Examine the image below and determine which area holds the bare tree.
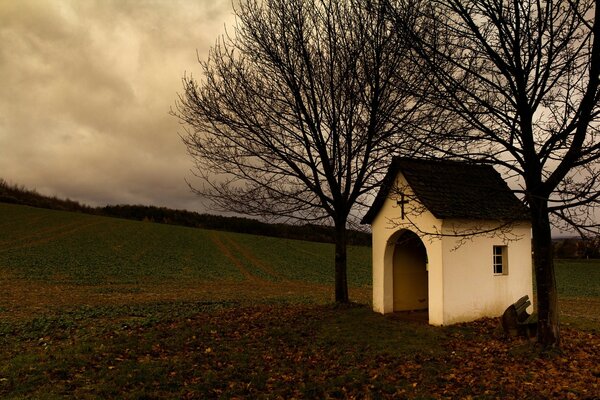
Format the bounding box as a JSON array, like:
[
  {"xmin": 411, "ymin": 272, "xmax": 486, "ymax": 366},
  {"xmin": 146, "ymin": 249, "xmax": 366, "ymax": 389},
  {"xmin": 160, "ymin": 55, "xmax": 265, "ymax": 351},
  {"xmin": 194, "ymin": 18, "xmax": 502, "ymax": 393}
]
[
  {"xmin": 392, "ymin": 0, "xmax": 600, "ymax": 346},
  {"xmin": 173, "ymin": 0, "xmax": 426, "ymax": 302}
]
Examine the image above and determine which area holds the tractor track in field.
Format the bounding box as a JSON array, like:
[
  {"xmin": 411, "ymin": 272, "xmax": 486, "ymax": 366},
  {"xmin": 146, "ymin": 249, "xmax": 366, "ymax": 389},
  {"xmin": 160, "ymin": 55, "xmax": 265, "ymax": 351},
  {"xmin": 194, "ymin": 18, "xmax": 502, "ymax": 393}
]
[
  {"xmin": 0, "ymin": 214, "xmax": 44, "ymax": 231},
  {"xmin": 0, "ymin": 220, "xmax": 103, "ymax": 252},
  {"xmin": 208, "ymin": 231, "xmax": 325, "ymax": 287},
  {"xmin": 208, "ymin": 231, "xmax": 263, "ymax": 282},
  {"xmin": 204, "ymin": 231, "xmax": 345, "ymax": 301},
  {"xmin": 218, "ymin": 234, "xmax": 291, "ymax": 282}
]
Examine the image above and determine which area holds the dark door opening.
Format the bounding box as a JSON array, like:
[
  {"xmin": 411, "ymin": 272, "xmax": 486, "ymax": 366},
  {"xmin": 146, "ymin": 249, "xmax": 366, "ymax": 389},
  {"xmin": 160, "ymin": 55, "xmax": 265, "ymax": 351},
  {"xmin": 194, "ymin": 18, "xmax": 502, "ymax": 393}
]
[{"xmin": 392, "ymin": 230, "xmax": 428, "ymax": 312}]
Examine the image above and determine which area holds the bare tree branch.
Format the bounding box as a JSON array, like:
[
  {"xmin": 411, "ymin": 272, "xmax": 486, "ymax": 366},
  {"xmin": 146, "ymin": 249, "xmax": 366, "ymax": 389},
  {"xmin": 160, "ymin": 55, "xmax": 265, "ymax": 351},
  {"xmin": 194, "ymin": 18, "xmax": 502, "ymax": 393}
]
[{"xmin": 173, "ymin": 0, "xmax": 427, "ymax": 302}]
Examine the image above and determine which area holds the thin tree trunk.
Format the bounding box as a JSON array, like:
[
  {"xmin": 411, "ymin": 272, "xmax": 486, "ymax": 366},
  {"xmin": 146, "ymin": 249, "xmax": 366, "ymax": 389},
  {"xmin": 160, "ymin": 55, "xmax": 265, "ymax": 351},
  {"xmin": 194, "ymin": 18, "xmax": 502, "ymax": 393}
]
[
  {"xmin": 334, "ymin": 221, "xmax": 349, "ymax": 303},
  {"xmin": 530, "ymin": 198, "xmax": 560, "ymax": 347}
]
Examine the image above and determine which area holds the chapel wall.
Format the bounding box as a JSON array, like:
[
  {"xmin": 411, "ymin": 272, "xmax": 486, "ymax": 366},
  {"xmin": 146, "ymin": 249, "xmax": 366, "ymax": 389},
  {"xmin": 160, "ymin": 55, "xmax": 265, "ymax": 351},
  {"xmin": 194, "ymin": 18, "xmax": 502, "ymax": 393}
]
[{"xmin": 440, "ymin": 220, "xmax": 533, "ymax": 325}]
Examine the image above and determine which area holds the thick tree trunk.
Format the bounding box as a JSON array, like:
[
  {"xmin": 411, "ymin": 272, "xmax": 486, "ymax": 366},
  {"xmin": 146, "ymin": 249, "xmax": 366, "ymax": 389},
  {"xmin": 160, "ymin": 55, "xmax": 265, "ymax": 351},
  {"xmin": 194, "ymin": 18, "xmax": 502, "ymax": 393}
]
[
  {"xmin": 334, "ymin": 221, "xmax": 349, "ymax": 303},
  {"xmin": 530, "ymin": 199, "xmax": 560, "ymax": 347}
]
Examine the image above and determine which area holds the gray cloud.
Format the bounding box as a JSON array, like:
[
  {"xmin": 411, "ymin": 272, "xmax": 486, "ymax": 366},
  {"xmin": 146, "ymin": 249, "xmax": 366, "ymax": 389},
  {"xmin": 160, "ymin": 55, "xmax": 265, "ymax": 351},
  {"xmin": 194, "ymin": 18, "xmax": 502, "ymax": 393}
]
[{"xmin": 0, "ymin": 0, "xmax": 233, "ymax": 211}]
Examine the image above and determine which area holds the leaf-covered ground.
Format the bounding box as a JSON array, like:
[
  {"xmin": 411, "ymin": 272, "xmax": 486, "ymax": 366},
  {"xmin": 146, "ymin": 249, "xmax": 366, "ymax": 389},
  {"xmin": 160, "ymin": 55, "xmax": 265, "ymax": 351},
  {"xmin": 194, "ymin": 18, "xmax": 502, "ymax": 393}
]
[{"xmin": 1, "ymin": 303, "xmax": 598, "ymax": 399}]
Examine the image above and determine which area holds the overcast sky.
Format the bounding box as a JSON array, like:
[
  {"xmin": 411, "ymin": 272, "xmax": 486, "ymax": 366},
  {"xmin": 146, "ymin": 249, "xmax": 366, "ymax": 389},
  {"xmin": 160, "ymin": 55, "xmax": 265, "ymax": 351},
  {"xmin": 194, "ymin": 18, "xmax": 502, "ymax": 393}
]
[{"xmin": 0, "ymin": 0, "xmax": 234, "ymax": 212}]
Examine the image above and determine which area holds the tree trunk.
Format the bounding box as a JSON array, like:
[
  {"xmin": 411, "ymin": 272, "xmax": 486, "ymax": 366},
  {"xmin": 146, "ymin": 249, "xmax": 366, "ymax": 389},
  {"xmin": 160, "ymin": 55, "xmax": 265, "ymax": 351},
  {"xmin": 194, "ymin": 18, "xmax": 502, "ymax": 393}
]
[
  {"xmin": 334, "ymin": 221, "xmax": 349, "ymax": 303},
  {"xmin": 530, "ymin": 198, "xmax": 560, "ymax": 347}
]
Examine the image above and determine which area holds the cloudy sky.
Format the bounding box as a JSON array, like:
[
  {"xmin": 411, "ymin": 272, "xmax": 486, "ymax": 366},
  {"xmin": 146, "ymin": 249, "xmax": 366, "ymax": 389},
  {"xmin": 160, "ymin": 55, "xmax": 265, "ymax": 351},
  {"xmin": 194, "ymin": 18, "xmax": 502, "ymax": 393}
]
[{"xmin": 0, "ymin": 0, "xmax": 235, "ymax": 212}]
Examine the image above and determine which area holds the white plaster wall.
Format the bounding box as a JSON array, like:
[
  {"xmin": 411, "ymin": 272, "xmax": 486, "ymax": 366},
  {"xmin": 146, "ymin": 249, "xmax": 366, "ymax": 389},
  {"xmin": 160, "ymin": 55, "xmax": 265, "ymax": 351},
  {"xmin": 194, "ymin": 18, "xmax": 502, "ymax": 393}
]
[
  {"xmin": 370, "ymin": 173, "xmax": 444, "ymax": 325},
  {"xmin": 440, "ymin": 220, "xmax": 533, "ymax": 324}
]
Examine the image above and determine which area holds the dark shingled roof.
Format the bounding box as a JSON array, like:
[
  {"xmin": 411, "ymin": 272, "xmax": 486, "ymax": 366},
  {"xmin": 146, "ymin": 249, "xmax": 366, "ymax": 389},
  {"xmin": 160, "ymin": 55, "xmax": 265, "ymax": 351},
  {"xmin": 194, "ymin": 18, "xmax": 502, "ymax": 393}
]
[{"xmin": 361, "ymin": 158, "xmax": 529, "ymax": 224}]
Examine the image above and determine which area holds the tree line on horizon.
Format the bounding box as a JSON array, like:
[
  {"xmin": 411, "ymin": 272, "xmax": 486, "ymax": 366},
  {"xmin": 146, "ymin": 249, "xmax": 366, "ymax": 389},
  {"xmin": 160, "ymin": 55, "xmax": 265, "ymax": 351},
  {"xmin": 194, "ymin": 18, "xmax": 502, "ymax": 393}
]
[{"xmin": 0, "ymin": 178, "xmax": 371, "ymax": 246}]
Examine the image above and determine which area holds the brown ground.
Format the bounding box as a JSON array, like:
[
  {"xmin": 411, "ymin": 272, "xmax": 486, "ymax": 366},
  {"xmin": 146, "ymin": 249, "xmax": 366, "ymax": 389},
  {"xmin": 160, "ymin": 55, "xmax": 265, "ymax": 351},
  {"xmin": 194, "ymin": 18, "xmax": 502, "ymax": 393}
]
[
  {"xmin": 0, "ymin": 271, "xmax": 371, "ymax": 322},
  {"xmin": 2, "ymin": 267, "xmax": 598, "ymax": 328}
]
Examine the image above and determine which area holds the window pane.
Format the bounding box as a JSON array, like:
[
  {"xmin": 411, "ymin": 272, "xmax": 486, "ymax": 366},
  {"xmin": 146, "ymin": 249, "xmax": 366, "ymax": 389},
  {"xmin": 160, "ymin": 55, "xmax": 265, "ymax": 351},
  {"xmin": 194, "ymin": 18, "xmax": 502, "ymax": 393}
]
[{"xmin": 493, "ymin": 245, "xmax": 507, "ymax": 275}]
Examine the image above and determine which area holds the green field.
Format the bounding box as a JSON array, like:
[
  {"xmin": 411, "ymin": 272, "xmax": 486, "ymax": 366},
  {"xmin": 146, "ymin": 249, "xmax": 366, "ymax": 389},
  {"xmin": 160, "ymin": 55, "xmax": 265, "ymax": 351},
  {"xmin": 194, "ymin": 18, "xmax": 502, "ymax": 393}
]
[
  {"xmin": 0, "ymin": 203, "xmax": 598, "ymax": 399},
  {"xmin": 0, "ymin": 203, "xmax": 371, "ymax": 287},
  {"xmin": 555, "ymin": 259, "xmax": 600, "ymax": 297},
  {"xmin": 2, "ymin": 202, "xmax": 597, "ymax": 295}
]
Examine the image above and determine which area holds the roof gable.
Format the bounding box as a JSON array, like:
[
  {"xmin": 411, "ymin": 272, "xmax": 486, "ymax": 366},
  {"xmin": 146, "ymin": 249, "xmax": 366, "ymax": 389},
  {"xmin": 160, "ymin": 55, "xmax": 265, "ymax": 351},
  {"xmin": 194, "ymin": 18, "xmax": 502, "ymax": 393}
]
[{"xmin": 361, "ymin": 158, "xmax": 529, "ymax": 224}]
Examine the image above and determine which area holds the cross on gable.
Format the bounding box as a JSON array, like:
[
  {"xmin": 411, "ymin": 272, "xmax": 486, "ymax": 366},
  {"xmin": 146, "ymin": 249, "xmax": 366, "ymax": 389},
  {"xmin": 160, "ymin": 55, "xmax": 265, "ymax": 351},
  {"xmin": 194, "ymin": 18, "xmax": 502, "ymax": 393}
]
[{"xmin": 397, "ymin": 192, "xmax": 409, "ymax": 220}]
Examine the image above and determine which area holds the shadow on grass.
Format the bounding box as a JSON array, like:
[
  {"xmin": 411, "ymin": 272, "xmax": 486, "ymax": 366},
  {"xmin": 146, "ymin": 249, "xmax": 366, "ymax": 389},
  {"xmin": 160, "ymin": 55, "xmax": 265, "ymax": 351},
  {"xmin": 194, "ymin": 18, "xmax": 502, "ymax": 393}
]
[{"xmin": 316, "ymin": 303, "xmax": 445, "ymax": 358}]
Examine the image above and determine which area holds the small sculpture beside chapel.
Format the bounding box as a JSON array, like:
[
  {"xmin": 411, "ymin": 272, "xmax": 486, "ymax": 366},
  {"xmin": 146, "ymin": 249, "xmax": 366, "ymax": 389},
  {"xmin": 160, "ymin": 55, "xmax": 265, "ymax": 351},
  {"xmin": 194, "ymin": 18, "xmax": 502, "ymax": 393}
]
[{"xmin": 362, "ymin": 158, "xmax": 533, "ymax": 325}]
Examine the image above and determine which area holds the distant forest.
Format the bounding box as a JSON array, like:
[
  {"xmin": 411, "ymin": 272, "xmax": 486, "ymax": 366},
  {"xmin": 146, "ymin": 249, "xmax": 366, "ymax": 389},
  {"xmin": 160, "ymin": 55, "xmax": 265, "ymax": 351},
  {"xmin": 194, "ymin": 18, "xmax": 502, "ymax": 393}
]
[
  {"xmin": 552, "ymin": 237, "xmax": 600, "ymax": 260},
  {"xmin": 0, "ymin": 179, "xmax": 371, "ymax": 246}
]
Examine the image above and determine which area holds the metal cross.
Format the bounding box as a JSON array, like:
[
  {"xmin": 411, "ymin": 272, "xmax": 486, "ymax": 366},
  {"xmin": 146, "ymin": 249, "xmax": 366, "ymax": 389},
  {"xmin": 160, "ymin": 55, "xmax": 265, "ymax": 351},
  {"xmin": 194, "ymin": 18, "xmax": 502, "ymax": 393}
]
[{"xmin": 397, "ymin": 192, "xmax": 409, "ymax": 220}]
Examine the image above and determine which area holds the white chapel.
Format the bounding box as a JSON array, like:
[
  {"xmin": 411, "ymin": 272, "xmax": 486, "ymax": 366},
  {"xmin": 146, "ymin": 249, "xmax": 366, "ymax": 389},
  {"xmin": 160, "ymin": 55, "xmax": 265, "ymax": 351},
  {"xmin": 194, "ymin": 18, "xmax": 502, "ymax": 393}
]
[{"xmin": 362, "ymin": 158, "xmax": 533, "ymax": 325}]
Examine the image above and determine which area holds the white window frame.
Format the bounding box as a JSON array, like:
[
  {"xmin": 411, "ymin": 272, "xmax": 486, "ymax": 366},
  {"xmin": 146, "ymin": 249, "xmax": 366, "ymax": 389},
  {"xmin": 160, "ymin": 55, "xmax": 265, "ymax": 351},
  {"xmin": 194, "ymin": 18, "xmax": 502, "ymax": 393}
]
[{"xmin": 493, "ymin": 245, "xmax": 508, "ymax": 275}]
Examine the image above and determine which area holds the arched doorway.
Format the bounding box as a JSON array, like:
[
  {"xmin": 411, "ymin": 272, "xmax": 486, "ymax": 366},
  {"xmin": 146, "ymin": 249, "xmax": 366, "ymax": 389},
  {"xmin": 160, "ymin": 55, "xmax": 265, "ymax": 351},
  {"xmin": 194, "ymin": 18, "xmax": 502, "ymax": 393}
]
[{"xmin": 393, "ymin": 230, "xmax": 428, "ymax": 312}]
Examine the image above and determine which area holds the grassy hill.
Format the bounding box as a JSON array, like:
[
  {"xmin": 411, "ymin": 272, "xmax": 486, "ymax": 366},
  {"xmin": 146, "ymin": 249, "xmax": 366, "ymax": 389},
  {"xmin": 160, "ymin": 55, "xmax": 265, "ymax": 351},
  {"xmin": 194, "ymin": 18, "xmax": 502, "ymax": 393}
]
[
  {"xmin": 0, "ymin": 202, "xmax": 371, "ymax": 288},
  {"xmin": 0, "ymin": 178, "xmax": 372, "ymax": 246},
  {"xmin": 3, "ymin": 202, "xmax": 600, "ymax": 300}
]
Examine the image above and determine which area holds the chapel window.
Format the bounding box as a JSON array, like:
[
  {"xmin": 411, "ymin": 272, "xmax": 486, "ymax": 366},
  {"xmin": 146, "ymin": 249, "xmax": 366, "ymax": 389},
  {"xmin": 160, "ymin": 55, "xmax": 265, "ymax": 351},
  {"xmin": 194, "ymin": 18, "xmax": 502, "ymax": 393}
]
[{"xmin": 493, "ymin": 245, "xmax": 508, "ymax": 275}]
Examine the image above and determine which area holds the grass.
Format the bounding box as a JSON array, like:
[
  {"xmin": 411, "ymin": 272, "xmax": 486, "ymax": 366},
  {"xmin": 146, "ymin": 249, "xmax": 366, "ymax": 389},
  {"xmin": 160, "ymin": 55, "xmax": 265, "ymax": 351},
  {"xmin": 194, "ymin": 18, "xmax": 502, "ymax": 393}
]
[
  {"xmin": 1, "ymin": 203, "xmax": 599, "ymax": 398},
  {"xmin": 555, "ymin": 259, "xmax": 600, "ymax": 297},
  {"xmin": 0, "ymin": 204, "xmax": 241, "ymax": 284},
  {"xmin": 0, "ymin": 203, "xmax": 371, "ymax": 287}
]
